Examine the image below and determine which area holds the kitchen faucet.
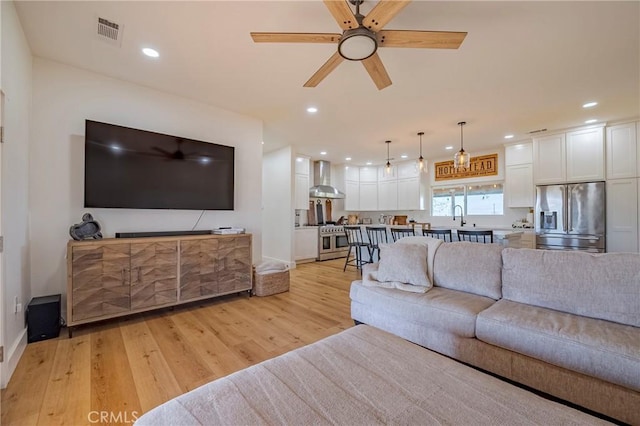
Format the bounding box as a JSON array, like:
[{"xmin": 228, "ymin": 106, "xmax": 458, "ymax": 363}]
[{"xmin": 453, "ymin": 205, "xmax": 466, "ymax": 227}]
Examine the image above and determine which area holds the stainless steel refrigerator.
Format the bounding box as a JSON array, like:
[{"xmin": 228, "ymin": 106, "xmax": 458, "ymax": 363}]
[{"xmin": 535, "ymin": 182, "xmax": 606, "ymax": 252}]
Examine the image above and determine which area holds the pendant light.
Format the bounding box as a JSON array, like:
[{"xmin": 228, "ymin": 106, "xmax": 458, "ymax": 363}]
[
  {"xmin": 384, "ymin": 140, "xmax": 392, "ymax": 176},
  {"xmin": 454, "ymin": 121, "xmax": 471, "ymax": 170},
  {"xmin": 416, "ymin": 131, "xmax": 428, "ymax": 174}
]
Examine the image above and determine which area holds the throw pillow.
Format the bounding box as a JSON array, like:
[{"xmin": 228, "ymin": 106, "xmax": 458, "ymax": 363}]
[{"xmin": 376, "ymin": 243, "xmax": 431, "ymax": 289}]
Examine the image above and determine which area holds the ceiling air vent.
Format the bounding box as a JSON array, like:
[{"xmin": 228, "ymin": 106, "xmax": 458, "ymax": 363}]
[
  {"xmin": 96, "ymin": 17, "xmax": 124, "ymax": 46},
  {"xmin": 528, "ymin": 128, "xmax": 548, "ymax": 134}
]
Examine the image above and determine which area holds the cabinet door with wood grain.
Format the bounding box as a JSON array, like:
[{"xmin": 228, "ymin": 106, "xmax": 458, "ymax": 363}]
[
  {"xmin": 130, "ymin": 241, "xmax": 178, "ymax": 309},
  {"xmin": 217, "ymin": 236, "xmax": 252, "ymax": 294},
  {"xmin": 70, "ymin": 243, "xmax": 131, "ymax": 322},
  {"xmin": 179, "ymin": 238, "xmax": 219, "ymax": 301}
]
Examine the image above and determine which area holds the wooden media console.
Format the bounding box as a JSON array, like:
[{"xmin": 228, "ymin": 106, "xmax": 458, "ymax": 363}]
[{"xmin": 66, "ymin": 233, "xmax": 252, "ymax": 336}]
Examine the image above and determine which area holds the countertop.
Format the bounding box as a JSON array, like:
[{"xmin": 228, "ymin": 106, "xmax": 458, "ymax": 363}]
[{"xmin": 349, "ymin": 224, "xmax": 524, "ymax": 239}]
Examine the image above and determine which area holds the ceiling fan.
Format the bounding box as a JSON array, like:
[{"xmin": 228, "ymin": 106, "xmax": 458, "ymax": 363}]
[
  {"xmin": 152, "ymin": 138, "xmax": 211, "ymax": 162},
  {"xmin": 250, "ymin": 0, "xmax": 467, "ymax": 90}
]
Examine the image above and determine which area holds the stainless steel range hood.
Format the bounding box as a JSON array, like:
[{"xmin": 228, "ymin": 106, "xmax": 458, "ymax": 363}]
[{"xmin": 309, "ymin": 160, "xmax": 345, "ymax": 199}]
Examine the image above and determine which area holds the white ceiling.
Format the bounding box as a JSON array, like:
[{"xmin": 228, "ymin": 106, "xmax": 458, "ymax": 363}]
[{"xmin": 14, "ymin": 1, "xmax": 640, "ymax": 166}]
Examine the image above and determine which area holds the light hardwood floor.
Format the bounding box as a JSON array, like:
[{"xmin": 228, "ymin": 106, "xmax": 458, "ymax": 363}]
[{"xmin": 1, "ymin": 259, "xmax": 359, "ymax": 425}]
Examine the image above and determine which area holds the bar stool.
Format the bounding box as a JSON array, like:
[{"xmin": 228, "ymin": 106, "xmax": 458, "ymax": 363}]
[
  {"xmin": 366, "ymin": 226, "xmax": 388, "ymax": 262},
  {"xmin": 343, "ymin": 226, "xmax": 370, "ymax": 272},
  {"xmin": 457, "ymin": 229, "xmax": 494, "ymax": 243},
  {"xmin": 423, "ymin": 229, "xmax": 454, "ymax": 242},
  {"xmin": 390, "ymin": 227, "xmax": 415, "ymax": 242}
]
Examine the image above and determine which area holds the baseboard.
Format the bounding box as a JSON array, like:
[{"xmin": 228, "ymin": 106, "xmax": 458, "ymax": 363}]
[
  {"xmin": 260, "ymin": 256, "xmax": 296, "ymax": 270},
  {"xmin": 1, "ymin": 327, "xmax": 28, "ymax": 389}
]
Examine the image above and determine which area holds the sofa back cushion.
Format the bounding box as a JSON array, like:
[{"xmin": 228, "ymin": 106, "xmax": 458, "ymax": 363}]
[
  {"xmin": 501, "ymin": 248, "xmax": 640, "ymax": 327},
  {"xmin": 433, "ymin": 242, "xmax": 503, "ymax": 300}
]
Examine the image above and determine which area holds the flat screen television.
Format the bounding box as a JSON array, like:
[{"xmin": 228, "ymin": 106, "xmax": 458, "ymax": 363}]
[{"xmin": 84, "ymin": 120, "xmax": 234, "ymax": 210}]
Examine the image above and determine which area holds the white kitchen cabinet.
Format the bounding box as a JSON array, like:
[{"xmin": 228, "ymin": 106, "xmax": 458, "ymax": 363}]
[
  {"xmin": 398, "ymin": 178, "xmax": 420, "ymax": 210},
  {"xmin": 294, "ymin": 174, "xmax": 310, "ymax": 210},
  {"xmin": 359, "ymin": 182, "xmax": 378, "ymax": 211},
  {"xmin": 505, "ymin": 163, "xmax": 534, "ymax": 207},
  {"xmin": 294, "ymin": 156, "xmax": 311, "ymax": 210},
  {"xmin": 342, "ymin": 161, "xmax": 424, "ymax": 211},
  {"xmin": 533, "ymin": 133, "xmax": 566, "ymax": 184},
  {"xmin": 378, "ymin": 180, "xmax": 398, "ymax": 210},
  {"xmin": 566, "ymin": 127, "xmax": 604, "ymax": 182},
  {"xmin": 343, "ymin": 165, "xmax": 360, "ymax": 211},
  {"xmin": 295, "ymin": 156, "xmax": 310, "ymax": 175},
  {"xmin": 606, "ymin": 178, "xmax": 638, "ymax": 253},
  {"xmin": 505, "ymin": 142, "xmax": 533, "ymax": 166},
  {"xmin": 294, "ymin": 228, "xmax": 319, "ymax": 262},
  {"xmin": 378, "ymin": 164, "xmax": 397, "ymax": 181},
  {"xmin": 345, "ymin": 180, "xmax": 360, "ymax": 211},
  {"xmin": 359, "ymin": 166, "xmax": 378, "ymax": 183},
  {"xmin": 606, "ymin": 122, "xmax": 637, "ymax": 179},
  {"xmin": 533, "ymin": 126, "xmax": 604, "ymax": 184},
  {"xmin": 397, "ymin": 161, "xmax": 419, "ymax": 179},
  {"xmin": 345, "ymin": 165, "xmax": 360, "ymax": 181}
]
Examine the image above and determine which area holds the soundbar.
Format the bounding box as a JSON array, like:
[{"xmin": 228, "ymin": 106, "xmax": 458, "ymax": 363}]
[{"xmin": 115, "ymin": 230, "xmax": 213, "ymax": 238}]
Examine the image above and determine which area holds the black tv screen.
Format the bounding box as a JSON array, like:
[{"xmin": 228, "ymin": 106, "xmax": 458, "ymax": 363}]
[{"xmin": 84, "ymin": 120, "xmax": 234, "ymax": 210}]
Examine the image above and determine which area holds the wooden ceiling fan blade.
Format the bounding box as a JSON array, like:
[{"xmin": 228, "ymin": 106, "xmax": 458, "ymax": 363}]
[
  {"xmin": 378, "ymin": 30, "xmax": 467, "ymax": 49},
  {"xmin": 251, "ymin": 32, "xmax": 341, "ymax": 43},
  {"xmin": 363, "ymin": 0, "xmax": 411, "ymax": 31},
  {"xmin": 362, "ymin": 53, "xmax": 392, "ymax": 90},
  {"xmin": 323, "ymin": 0, "xmax": 358, "ymax": 30},
  {"xmin": 304, "ymin": 52, "xmax": 345, "ymax": 88}
]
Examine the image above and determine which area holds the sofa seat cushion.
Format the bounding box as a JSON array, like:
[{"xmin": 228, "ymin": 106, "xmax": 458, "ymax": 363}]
[
  {"xmin": 476, "ymin": 299, "xmax": 640, "ymax": 391},
  {"xmin": 350, "ymin": 280, "xmax": 495, "ymax": 338}
]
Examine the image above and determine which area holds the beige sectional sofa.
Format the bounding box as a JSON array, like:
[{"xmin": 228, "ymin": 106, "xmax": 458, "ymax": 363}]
[{"xmin": 350, "ymin": 237, "xmax": 640, "ymax": 425}]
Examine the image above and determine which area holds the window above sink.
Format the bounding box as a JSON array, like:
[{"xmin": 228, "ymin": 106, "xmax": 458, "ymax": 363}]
[{"xmin": 432, "ymin": 182, "xmax": 504, "ymax": 216}]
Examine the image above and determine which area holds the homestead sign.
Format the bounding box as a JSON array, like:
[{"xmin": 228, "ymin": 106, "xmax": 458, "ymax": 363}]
[{"xmin": 435, "ymin": 154, "xmax": 498, "ymax": 181}]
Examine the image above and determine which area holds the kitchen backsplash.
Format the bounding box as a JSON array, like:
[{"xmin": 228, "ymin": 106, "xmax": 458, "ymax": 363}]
[{"xmin": 331, "ymin": 207, "xmax": 532, "ymax": 229}]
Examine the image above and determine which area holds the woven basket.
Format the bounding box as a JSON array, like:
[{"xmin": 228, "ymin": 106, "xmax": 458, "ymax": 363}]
[{"xmin": 253, "ymin": 269, "xmax": 290, "ymax": 297}]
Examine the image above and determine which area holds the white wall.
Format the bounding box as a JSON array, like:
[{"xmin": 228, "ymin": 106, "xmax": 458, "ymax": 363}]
[
  {"xmin": 29, "ymin": 58, "xmax": 263, "ymax": 317},
  {"xmin": 262, "ymin": 146, "xmax": 294, "ymax": 265},
  {"xmin": 1, "ymin": 0, "xmax": 32, "ymax": 388}
]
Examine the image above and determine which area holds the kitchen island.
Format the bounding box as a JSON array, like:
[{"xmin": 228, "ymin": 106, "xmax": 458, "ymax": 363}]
[{"xmin": 347, "ymin": 225, "xmax": 524, "ymax": 264}]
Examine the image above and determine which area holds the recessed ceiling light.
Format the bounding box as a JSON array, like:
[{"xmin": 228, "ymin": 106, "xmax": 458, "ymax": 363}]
[
  {"xmin": 296, "ymin": 157, "xmax": 303, "ymax": 162},
  {"xmin": 320, "ymin": 151, "xmax": 327, "ymax": 155},
  {"xmin": 345, "ymin": 157, "xmax": 352, "ymax": 161},
  {"xmin": 306, "ymin": 106, "xmax": 318, "ymax": 113},
  {"xmin": 585, "ymin": 119, "xmax": 598, "ymax": 124},
  {"xmin": 401, "ymin": 154, "xmax": 408, "ymax": 159},
  {"xmin": 366, "ymin": 161, "xmax": 372, "ymax": 165},
  {"xmin": 504, "ymin": 134, "xmax": 514, "ymax": 139},
  {"xmin": 445, "ymin": 146, "xmax": 454, "ymax": 150},
  {"xmin": 142, "ymin": 47, "xmax": 159, "ymax": 58},
  {"xmin": 582, "ymin": 101, "xmax": 598, "ymax": 108}
]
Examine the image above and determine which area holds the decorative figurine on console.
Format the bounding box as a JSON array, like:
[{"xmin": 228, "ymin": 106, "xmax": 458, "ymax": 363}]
[{"xmin": 69, "ymin": 213, "xmax": 103, "ymax": 240}]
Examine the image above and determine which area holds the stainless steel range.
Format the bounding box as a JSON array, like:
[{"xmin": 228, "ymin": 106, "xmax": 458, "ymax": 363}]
[{"xmin": 317, "ymin": 225, "xmax": 349, "ymax": 261}]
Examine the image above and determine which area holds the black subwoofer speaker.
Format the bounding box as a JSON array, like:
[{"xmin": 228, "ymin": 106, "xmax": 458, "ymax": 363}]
[{"xmin": 27, "ymin": 294, "xmax": 61, "ymax": 343}]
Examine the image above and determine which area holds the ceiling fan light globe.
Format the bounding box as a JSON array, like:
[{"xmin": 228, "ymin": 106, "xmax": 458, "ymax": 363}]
[{"xmin": 338, "ymin": 28, "xmax": 377, "ymax": 61}]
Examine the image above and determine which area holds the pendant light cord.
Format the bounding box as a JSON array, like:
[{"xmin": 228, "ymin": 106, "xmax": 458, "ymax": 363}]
[{"xmin": 458, "ymin": 121, "xmax": 466, "ymax": 151}]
